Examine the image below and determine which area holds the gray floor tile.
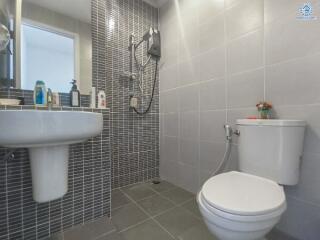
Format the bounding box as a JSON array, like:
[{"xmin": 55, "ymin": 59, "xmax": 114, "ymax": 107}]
[
  {"xmin": 122, "ymin": 183, "xmax": 157, "ymax": 201},
  {"xmin": 181, "ymin": 198, "xmax": 201, "ymax": 218},
  {"xmin": 111, "ymin": 203, "xmax": 149, "ymax": 231},
  {"xmin": 112, "ymin": 189, "xmax": 131, "ymax": 209},
  {"xmin": 148, "ymin": 181, "xmax": 176, "ymax": 193},
  {"xmin": 137, "ymin": 195, "xmax": 175, "ymax": 217},
  {"xmin": 97, "ymin": 232, "xmax": 124, "ymax": 240},
  {"xmin": 45, "ymin": 233, "xmax": 63, "ymax": 240},
  {"xmin": 63, "ymin": 216, "xmax": 115, "ymax": 240},
  {"xmin": 121, "ymin": 220, "xmax": 174, "ymax": 240},
  {"xmin": 177, "ymin": 222, "xmax": 217, "ymax": 240},
  {"xmin": 161, "ymin": 188, "xmax": 194, "ymax": 205},
  {"xmin": 267, "ymin": 229, "xmax": 298, "ymax": 240},
  {"xmin": 154, "ymin": 207, "xmax": 201, "ymax": 237}
]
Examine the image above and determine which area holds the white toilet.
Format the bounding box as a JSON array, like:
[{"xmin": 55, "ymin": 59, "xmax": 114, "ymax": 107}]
[{"xmin": 197, "ymin": 119, "xmax": 306, "ymax": 240}]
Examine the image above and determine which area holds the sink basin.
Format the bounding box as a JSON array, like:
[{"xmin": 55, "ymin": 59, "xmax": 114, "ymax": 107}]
[
  {"xmin": 0, "ymin": 110, "xmax": 103, "ymax": 202},
  {"xmin": 0, "ymin": 110, "xmax": 103, "ymax": 147}
]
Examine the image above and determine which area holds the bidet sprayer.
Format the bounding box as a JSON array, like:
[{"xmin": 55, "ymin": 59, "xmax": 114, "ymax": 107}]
[{"xmin": 224, "ymin": 125, "xmax": 240, "ymax": 141}]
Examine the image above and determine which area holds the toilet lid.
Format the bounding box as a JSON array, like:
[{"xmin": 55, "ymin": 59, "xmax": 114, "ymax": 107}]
[{"xmin": 201, "ymin": 171, "xmax": 286, "ymax": 216}]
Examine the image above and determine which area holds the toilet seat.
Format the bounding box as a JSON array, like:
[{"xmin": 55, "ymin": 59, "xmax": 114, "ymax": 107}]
[
  {"xmin": 199, "ymin": 192, "xmax": 286, "ymax": 223},
  {"xmin": 201, "ymin": 171, "xmax": 286, "ymax": 216}
]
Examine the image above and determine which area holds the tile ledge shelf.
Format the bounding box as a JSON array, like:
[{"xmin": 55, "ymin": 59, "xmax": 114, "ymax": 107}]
[{"xmin": 0, "ymin": 105, "xmax": 110, "ymax": 111}]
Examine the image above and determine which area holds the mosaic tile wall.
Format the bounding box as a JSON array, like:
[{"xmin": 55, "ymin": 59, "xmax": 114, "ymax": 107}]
[
  {"xmin": 0, "ymin": 105, "xmax": 111, "ymax": 240},
  {"xmin": 0, "ymin": 0, "xmax": 160, "ymax": 238},
  {"xmin": 92, "ymin": 0, "xmax": 160, "ymax": 189}
]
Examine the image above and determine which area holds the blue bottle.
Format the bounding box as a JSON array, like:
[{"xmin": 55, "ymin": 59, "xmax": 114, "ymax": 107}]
[{"xmin": 33, "ymin": 80, "xmax": 47, "ymax": 105}]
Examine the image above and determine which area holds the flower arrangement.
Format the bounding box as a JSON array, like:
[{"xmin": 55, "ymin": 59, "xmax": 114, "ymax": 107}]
[{"xmin": 256, "ymin": 102, "xmax": 272, "ymax": 119}]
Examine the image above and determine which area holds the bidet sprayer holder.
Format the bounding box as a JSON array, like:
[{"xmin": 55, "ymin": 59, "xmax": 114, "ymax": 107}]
[{"xmin": 224, "ymin": 125, "xmax": 240, "ymax": 141}]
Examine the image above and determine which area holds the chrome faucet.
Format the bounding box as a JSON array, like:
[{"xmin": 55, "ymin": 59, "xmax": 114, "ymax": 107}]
[{"xmin": 47, "ymin": 88, "xmax": 53, "ymax": 110}]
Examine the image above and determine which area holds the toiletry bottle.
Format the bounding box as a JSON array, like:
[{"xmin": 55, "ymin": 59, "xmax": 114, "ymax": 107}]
[
  {"xmin": 90, "ymin": 87, "xmax": 96, "ymax": 108},
  {"xmin": 97, "ymin": 90, "xmax": 106, "ymax": 109},
  {"xmin": 70, "ymin": 79, "xmax": 80, "ymax": 107},
  {"xmin": 53, "ymin": 92, "xmax": 60, "ymax": 106},
  {"xmin": 33, "ymin": 80, "xmax": 47, "ymax": 106}
]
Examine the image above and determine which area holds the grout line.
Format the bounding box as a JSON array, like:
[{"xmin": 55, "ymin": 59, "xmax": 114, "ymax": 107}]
[
  {"xmin": 262, "ymin": 0, "xmax": 266, "ymax": 102},
  {"xmin": 113, "ymin": 182, "xmax": 200, "ymax": 238},
  {"xmin": 118, "ymin": 188, "xmax": 176, "ymax": 239}
]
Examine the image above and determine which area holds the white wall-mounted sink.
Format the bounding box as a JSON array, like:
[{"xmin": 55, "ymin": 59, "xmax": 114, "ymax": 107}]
[{"xmin": 0, "ymin": 110, "xmax": 103, "ymax": 203}]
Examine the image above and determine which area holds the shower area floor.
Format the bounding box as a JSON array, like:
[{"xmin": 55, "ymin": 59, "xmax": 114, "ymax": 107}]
[{"xmin": 47, "ymin": 181, "xmax": 295, "ymax": 240}]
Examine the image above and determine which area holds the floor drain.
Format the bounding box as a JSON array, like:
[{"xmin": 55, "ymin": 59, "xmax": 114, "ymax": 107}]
[{"xmin": 152, "ymin": 180, "xmax": 161, "ymax": 184}]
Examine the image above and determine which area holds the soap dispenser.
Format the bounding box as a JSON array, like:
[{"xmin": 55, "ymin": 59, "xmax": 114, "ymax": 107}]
[{"xmin": 70, "ymin": 79, "xmax": 80, "ymax": 107}]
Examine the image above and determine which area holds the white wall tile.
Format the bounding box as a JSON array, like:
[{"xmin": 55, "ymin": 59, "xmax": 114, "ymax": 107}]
[
  {"xmin": 263, "ymin": 0, "xmax": 318, "ymax": 24},
  {"xmin": 266, "ymin": 53, "xmax": 320, "ymax": 106},
  {"xmin": 178, "ymin": 58, "xmax": 199, "ymax": 86},
  {"xmin": 161, "ymin": 89, "xmax": 179, "ymax": 113},
  {"xmin": 160, "ymin": 135, "xmax": 179, "ymax": 183},
  {"xmin": 178, "ymin": 0, "xmax": 199, "ymax": 27},
  {"xmin": 161, "ymin": 21, "xmax": 181, "ymax": 49},
  {"xmin": 199, "ymin": 169, "xmax": 212, "ymax": 188},
  {"xmin": 161, "ymin": 40, "xmax": 179, "ymax": 69},
  {"xmin": 197, "ymin": 0, "xmax": 225, "ymax": 23},
  {"xmin": 200, "ymin": 79, "xmax": 226, "ymax": 111},
  {"xmin": 178, "ymin": 85, "xmax": 199, "ymax": 112},
  {"xmin": 180, "ymin": 138, "xmax": 199, "ymax": 167},
  {"xmin": 196, "ymin": 46, "xmax": 226, "ymax": 82},
  {"xmin": 163, "ymin": 113, "xmax": 179, "ymax": 137},
  {"xmin": 179, "ymin": 33, "xmax": 200, "ymax": 61},
  {"xmin": 161, "ymin": 136, "xmax": 179, "ymax": 163},
  {"xmin": 200, "ymin": 110, "xmax": 226, "ymax": 142},
  {"xmin": 180, "ymin": 111, "xmax": 199, "ymax": 140},
  {"xmin": 160, "ymin": 2, "xmax": 320, "ymax": 239},
  {"xmin": 227, "ymin": 29, "xmax": 263, "ymax": 74},
  {"xmin": 226, "ymin": 0, "xmax": 263, "ymax": 40},
  {"xmin": 198, "ymin": 15, "xmax": 225, "ymax": 53},
  {"xmin": 160, "ymin": 65, "xmax": 179, "ymax": 91},
  {"xmin": 159, "ymin": 0, "xmax": 176, "ymax": 26},
  {"xmin": 199, "ymin": 141, "xmax": 226, "ymax": 172},
  {"xmin": 225, "ymin": 0, "xmax": 246, "ymax": 9},
  {"xmin": 265, "ymin": 15, "xmax": 320, "ymax": 65},
  {"xmin": 160, "ymin": 159, "xmax": 179, "ymax": 184},
  {"xmin": 227, "ymin": 68, "xmax": 264, "ymax": 108},
  {"xmin": 177, "ymin": 162, "xmax": 199, "ymax": 193}
]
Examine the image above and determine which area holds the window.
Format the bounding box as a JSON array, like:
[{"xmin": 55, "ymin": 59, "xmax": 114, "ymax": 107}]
[{"xmin": 21, "ymin": 23, "xmax": 75, "ymax": 92}]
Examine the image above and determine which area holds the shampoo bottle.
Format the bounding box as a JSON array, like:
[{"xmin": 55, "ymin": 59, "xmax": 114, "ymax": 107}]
[
  {"xmin": 70, "ymin": 79, "xmax": 80, "ymax": 107},
  {"xmin": 33, "ymin": 80, "xmax": 47, "ymax": 106}
]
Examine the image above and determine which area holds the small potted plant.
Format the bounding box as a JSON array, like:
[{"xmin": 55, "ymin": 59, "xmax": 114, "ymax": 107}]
[{"xmin": 256, "ymin": 102, "xmax": 272, "ymax": 119}]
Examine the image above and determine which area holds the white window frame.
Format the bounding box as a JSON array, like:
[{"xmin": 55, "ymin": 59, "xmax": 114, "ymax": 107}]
[{"xmin": 18, "ymin": 17, "xmax": 80, "ymax": 91}]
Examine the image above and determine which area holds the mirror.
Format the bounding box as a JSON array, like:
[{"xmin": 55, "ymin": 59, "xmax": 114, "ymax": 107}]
[
  {"xmin": 0, "ymin": 23, "xmax": 10, "ymax": 51},
  {"xmin": 1, "ymin": 0, "xmax": 92, "ymax": 94},
  {"xmin": 0, "ymin": 0, "xmax": 12, "ymax": 88}
]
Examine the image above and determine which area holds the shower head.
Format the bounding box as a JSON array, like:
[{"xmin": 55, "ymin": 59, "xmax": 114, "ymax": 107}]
[{"xmin": 135, "ymin": 27, "xmax": 161, "ymax": 59}]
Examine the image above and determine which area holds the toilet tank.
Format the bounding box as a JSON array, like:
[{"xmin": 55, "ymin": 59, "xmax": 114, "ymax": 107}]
[{"xmin": 236, "ymin": 119, "xmax": 306, "ymax": 185}]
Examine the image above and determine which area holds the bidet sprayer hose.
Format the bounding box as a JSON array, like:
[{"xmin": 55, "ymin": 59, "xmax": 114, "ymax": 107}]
[{"xmin": 208, "ymin": 125, "xmax": 234, "ymax": 177}]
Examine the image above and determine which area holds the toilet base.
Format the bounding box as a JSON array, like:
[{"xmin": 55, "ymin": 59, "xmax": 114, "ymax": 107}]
[
  {"xmin": 197, "ymin": 191, "xmax": 284, "ymax": 240},
  {"xmin": 203, "ymin": 218, "xmax": 274, "ymax": 240}
]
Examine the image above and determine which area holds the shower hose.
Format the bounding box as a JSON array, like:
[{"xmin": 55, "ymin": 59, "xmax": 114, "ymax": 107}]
[{"xmin": 132, "ymin": 39, "xmax": 159, "ymax": 115}]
